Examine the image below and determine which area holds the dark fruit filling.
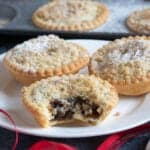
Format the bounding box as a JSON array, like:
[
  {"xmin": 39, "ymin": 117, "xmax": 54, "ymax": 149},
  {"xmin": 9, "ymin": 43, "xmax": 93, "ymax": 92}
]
[{"xmin": 50, "ymin": 96, "xmax": 101, "ymax": 120}]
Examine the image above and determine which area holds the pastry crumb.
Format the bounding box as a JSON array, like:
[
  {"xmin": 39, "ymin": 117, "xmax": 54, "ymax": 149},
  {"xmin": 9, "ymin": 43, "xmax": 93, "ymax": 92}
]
[{"xmin": 114, "ymin": 112, "xmax": 120, "ymax": 117}]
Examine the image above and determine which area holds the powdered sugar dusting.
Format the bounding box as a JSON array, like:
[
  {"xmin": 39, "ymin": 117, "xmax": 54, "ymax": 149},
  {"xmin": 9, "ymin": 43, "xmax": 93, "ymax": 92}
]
[
  {"xmin": 14, "ymin": 35, "xmax": 60, "ymax": 53},
  {"xmin": 92, "ymin": 40, "xmax": 150, "ymax": 73},
  {"xmin": 37, "ymin": 0, "xmax": 97, "ymax": 24},
  {"xmin": 5, "ymin": 34, "xmax": 89, "ymax": 72},
  {"xmin": 107, "ymin": 41, "xmax": 146, "ymax": 64}
]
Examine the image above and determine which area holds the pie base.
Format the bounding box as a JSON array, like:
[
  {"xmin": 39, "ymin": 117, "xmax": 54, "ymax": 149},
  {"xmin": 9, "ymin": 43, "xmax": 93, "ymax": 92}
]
[
  {"xmin": 4, "ymin": 57, "xmax": 89, "ymax": 85},
  {"xmin": 114, "ymin": 80, "xmax": 150, "ymax": 96}
]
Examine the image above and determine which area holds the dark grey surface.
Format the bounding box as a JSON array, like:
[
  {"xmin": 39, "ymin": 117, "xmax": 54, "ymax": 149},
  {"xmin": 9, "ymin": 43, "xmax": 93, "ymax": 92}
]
[
  {"xmin": 121, "ymin": 132, "xmax": 149, "ymax": 150},
  {"xmin": 0, "ymin": 4, "xmax": 16, "ymax": 27},
  {"xmin": 0, "ymin": 0, "xmax": 149, "ymax": 34},
  {"xmin": 0, "ymin": 127, "xmax": 149, "ymax": 150},
  {"xmin": 0, "ymin": 127, "xmax": 108, "ymax": 150}
]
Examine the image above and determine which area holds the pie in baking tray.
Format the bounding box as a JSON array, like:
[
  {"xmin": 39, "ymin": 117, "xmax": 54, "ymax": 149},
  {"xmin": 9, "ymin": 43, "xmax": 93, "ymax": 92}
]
[
  {"xmin": 32, "ymin": 0, "xmax": 109, "ymax": 31},
  {"xmin": 126, "ymin": 8, "xmax": 150, "ymax": 34}
]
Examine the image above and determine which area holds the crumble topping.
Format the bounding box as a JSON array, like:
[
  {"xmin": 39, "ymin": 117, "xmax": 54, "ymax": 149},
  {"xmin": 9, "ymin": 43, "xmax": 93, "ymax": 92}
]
[
  {"xmin": 107, "ymin": 41, "xmax": 145, "ymax": 64},
  {"xmin": 92, "ymin": 39, "xmax": 150, "ymax": 81},
  {"xmin": 131, "ymin": 8, "xmax": 150, "ymax": 26},
  {"xmin": 6, "ymin": 35, "xmax": 89, "ymax": 72},
  {"xmin": 14, "ymin": 34, "xmax": 60, "ymax": 52},
  {"xmin": 114, "ymin": 112, "xmax": 120, "ymax": 117},
  {"xmin": 31, "ymin": 75, "xmax": 113, "ymax": 102},
  {"xmin": 37, "ymin": 0, "xmax": 98, "ymax": 24}
]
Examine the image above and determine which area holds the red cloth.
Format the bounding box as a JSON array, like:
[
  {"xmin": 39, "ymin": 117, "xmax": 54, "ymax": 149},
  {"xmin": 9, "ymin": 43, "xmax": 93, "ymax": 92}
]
[
  {"xmin": 29, "ymin": 141, "xmax": 76, "ymax": 150},
  {"xmin": 0, "ymin": 109, "xmax": 18, "ymax": 150},
  {"xmin": 97, "ymin": 124, "xmax": 150, "ymax": 150}
]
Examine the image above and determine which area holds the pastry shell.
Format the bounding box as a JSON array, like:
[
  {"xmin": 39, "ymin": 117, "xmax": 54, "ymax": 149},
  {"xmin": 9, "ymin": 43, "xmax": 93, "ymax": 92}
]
[
  {"xmin": 126, "ymin": 8, "xmax": 150, "ymax": 34},
  {"xmin": 32, "ymin": 1, "xmax": 109, "ymax": 31},
  {"xmin": 22, "ymin": 74, "xmax": 118, "ymax": 127},
  {"xmin": 4, "ymin": 56, "xmax": 89, "ymax": 85},
  {"xmin": 3, "ymin": 35, "xmax": 89, "ymax": 85},
  {"xmin": 89, "ymin": 36, "xmax": 150, "ymax": 96}
]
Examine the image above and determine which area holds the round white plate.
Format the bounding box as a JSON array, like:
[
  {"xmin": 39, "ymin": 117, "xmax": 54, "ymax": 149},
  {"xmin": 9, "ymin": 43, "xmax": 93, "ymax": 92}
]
[{"xmin": 0, "ymin": 39, "xmax": 150, "ymax": 138}]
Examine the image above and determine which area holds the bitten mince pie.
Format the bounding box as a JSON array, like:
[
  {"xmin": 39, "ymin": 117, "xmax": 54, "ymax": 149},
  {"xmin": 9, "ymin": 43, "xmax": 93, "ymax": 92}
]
[
  {"xmin": 3, "ymin": 35, "xmax": 89, "ymax": 85},
  {"xmin": 126, "ymin": 8, "xmax": 150, "ymax": 34},
  {"xmin": 89, "ymin": 36, "xmax": 150, "ymax": 96},
  {"xmin": 22, "ymin": 74, "xmax": 118, "ymax": 127},
  {"xmin": 32, "ymin": 0, "xmax": 109, "ymax": 31}
]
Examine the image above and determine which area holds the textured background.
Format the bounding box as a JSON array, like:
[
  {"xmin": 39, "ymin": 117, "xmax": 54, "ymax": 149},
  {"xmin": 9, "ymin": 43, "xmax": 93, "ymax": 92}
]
[{"xmin": 0, "ymin": 0, "xmax": 149, "ymax": 34}]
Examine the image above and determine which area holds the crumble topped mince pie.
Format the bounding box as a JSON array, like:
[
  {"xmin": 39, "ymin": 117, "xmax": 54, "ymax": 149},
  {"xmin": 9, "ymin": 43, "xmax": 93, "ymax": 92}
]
[
  {"xmin": 126, "ymin": 8, "xmax": 150, "ymax": 34},
  {"xmin": 3, "ymin": 35, "xmax": 89, "ymax": 85},
  {"xmin": 89, "ymin": 36, "xmax": 150, "ymax": 96},
  {"xmin": 22, "ymin": 74, "xmax": 118, "ymax": 127},
  {"xmin": 32, "ymin": 0, "xmax": 109, "ymax": 31}
]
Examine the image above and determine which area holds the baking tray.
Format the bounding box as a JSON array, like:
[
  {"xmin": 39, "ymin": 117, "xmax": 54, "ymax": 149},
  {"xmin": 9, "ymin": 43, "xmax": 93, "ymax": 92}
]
[{"xmin": 0, "ymin": 0, "xmax": 149, "ymax": 38}]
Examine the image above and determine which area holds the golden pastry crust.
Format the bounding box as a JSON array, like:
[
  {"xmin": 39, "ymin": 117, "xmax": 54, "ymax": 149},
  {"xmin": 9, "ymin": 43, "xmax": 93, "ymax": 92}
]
[
  {"xmin": 89, "ymin": 36, "xmax": 150, "ymax": 95},
  {"xmin": 3, "ymin": 35, "xmax": 89, "ymax": 85},
  {"xmin": 126, "ymin": 8, "xmax": 150, "ymax": 34},
  {"xmin": 22, "ymin": 74, "xmax": 118, "ymax": 128},
  {"xmin": 32, "ymin": 0, "xmax": 109, "ymax": 31}
]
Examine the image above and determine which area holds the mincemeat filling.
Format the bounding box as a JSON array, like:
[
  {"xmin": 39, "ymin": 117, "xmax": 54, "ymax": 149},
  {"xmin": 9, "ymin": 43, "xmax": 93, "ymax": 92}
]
[{"xmin": 50, "ymin": 96, "xmax": 101, "ymax": 120}]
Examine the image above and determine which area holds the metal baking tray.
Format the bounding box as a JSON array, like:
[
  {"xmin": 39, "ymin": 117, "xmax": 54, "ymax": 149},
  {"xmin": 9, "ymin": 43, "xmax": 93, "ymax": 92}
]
[{"xmin": 0, "ymin": 0, "xmax": 149, "ymax": 38}]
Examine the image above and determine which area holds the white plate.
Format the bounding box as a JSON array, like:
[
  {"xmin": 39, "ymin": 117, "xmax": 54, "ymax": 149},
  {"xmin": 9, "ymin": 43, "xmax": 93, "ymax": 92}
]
[{"xmin": 0, "ymin": 39, "xmax": 150, "ymax": 138}]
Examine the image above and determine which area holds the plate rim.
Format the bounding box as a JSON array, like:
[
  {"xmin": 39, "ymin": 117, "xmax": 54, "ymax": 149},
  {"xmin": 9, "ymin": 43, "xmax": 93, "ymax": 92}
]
[{"xmin": 0, "ymin": 117, "xmax": 149, "ymax": 138}]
